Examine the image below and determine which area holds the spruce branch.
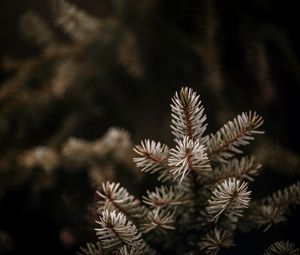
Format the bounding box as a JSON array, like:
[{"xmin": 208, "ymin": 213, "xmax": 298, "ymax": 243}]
[
  {"xmin": 77, "ymin": 242, "xmax": 103, "ymax": 255},
  {"xmin": 206, "ymin": 111, "xmax": 264, "ymax": 162},
  {"xmin": 246, "ymin": 205, "xmax": 286, "ymax": 231},
  {"xmin": 263, "ymin": 241, "xmax": 299, "ymax": 255},
  {"xmin": 168, "ymin": 135, "xmax": 212, "ymax": 183},
  {"xmin": 199, "ymin": 228, "xmax": 234, "ymax": 255},
  {"xmin": 133, "ymin": 140, "xmax": 169, "ymax": 181},
  {"xmin": 95, "ymin": 210, "xmax": 144, "ymax": 252},
  {"xmin": 261, "ymin": 181, "xmax": 300, "ymax": 208},
  {"xmin": 247, "ymin": 181, "xmax": 300, "ymax": 230},
  {"xmin": 114, "ymin": 245, "xmax": 142, "ymax": 255},
  {"xmin": 114, "ymin": 245, "xmax": 156, "ymax": 255},
  {"xmin": 97, "ymin": 182, "xmax": 146, "ymax": 221},
  {"xmin": 212, "ymin": 156, "xmax": 261, "ymax": 182},
  {"xmin": 76, "ymin": 86, "xmax": 299, "ymax": 254},
  {"xmin": 171, "ymin": 87, "xmax": 208, "ymax": 143},
  {"xmin": 207, "ymin": 178, "xmax": 251, "ymax": 222},
  {"xmin": 143, "ymin": 185, "xmax": 191, "ymax": 209},
  {"xmin": 141, "ymin": 208, "xmax": 176, "ymax": 234}
]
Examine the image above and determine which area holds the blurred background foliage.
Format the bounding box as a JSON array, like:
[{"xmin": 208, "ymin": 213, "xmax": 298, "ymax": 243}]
[{"xmin": 0, "ymin": 0, "xmax": 299, "ymax": 254}]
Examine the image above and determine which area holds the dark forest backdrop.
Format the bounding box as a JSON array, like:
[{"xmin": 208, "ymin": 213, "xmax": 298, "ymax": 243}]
[{"xmin": 0, "ymin": 0, "xmax": 300, "ymax": 254}]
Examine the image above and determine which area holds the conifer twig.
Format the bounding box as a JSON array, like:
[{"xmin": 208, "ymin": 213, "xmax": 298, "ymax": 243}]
[
  {"xmin": 168, "ymin": 136, "xmax": 211, "ymax": 183},
  {"xmin": 263, "ymin": 241, "xmax": 299, "ymax": 255},
  {"xmin": 95, "ymin": 210, "xmax": 144, "ymax": 252},
  {"xmin": 207, "ymin": 178, "xmax": 251, "ymax": 222},
  {"xmin": 171, "ymin": 87, "xmax": 208, "ymax": 143},
  {"xmin": 207, "ymin": 111, "xmax": 264, "ymax": 162}
]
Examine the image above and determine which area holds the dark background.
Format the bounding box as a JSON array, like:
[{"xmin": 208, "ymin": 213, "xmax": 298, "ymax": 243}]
[{"xmin": 0, "ymin": 0, "xmax": 300, "ymax": 254}]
